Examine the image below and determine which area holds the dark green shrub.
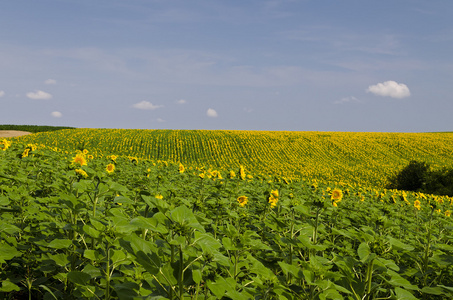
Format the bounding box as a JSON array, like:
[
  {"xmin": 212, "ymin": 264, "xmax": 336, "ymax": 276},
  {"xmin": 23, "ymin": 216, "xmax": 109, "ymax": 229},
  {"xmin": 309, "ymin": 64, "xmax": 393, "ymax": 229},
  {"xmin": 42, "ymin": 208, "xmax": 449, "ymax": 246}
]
[
  {"xmin": 386, "ymin": 160, "xmax": 430, "ymax": 191},
  {"xmin": 423, "ymin": 168, "xmax": 453, "ymax": 196}
]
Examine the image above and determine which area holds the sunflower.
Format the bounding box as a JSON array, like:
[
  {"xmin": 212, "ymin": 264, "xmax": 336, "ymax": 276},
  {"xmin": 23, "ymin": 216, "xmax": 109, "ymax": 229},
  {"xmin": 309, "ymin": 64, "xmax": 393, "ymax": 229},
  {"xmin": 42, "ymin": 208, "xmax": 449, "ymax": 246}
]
[
  {"xmin": 239, "ymin": 165, "xmax": 246, "ymax": 180},
  {"xmin": 155, "ymin": 194, "xmax": 163, "ymax": 200},
  {"xmin": 269, "ymin": 196, "xmax": 278, "ymax": 208},
  {"xmin": 72, "ymin": 154, "xmax": 87, "ymax": 166},
  {"xmin": 179, "ymin": 163, "xmax": 185, "ymax": 174},
  {"xmin": 229, "ymin": 170, "xmax": 236, "ymax": 178},
  {"xmin": 75, "ymin": 168, "xmax": 88, "ymax": 178},
  {"xmin": 106, "ymin": 163, "xmax": 115, "ymax": 174},
  {"xmin": 237, "ymin": 196, "xmax": 248, "ymax": 207},
  {"xmin": 331, "ymin": 189, "xmax": 343, "ymax": 202},
  {"xmin": 414, "ymin": 200, "xmax": 421, "ymax": 210},
  {"xmin": 0, "ymin": 139, "xmax": 12, "ymax": 151},
  {"xmin": 21, "ymin": 148, "xmax": 30, "ymax": 158},
  {"xmin": 445, "ymin": 210, "xmax": 451, "ymax": 217},
  {"xmin": 270, "ymin": 189, "xmax": 279, "ymax": 198}
]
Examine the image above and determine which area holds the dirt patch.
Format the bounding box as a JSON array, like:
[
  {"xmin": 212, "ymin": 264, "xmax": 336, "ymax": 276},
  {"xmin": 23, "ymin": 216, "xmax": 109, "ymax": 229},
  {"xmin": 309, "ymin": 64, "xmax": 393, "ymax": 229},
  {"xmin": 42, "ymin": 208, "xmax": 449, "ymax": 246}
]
[{"xmin": 0, "ymin": 130, "xmax": 33, "ymax": 138}]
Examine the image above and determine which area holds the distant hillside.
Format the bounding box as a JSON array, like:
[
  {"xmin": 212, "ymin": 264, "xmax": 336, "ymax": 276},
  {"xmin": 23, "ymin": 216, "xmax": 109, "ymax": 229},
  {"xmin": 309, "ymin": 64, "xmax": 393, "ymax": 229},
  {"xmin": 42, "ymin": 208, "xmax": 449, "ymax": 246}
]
[
  {"xmin": 0, "ymin": 124, "xmax": 76, "ymax": 133},
  {"xmin": 13, "ymin": 128, "xmax": 453, "ymax": 187}
]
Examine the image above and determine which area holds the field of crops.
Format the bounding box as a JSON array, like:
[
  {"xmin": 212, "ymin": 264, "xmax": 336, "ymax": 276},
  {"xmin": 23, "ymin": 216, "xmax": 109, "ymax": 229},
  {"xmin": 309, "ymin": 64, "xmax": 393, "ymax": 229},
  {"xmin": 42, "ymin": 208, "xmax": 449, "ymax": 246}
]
[
  {"xmin": 13, "ymin": 128, "xmax": 453, "ymax": 188},
  {"xmin": 1, "ymin": 137, "xmax": 453, "ymax": 299}
]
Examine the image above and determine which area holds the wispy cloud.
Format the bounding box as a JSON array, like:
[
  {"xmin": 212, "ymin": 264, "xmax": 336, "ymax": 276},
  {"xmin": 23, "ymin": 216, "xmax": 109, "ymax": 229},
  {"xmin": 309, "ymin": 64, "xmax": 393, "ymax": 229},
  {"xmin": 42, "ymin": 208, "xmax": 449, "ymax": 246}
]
[
  {"xmin": 26, "ymin": 90, "xmax": 53, "ymax": 100},
  {"xmin": 206, "ymin": 108, "xmax": 218, "ymax": 118},
  {"xmin": 132, "ymin": 101, "xmax": 163, "ymax": 110},
  {"xmin": 45, "ymin": 79, "xmax": 57, "ymax": 85},
  {"xmin": 0, "ymin": 91, "xmax": 5, "ymax": 97},
  {"xmin": 177, "ymin": 99, "xmax": 187, "ymax": 104},
  {"xmin": 366, "ymin": 81, "xmax": 410, "ymax": 99},
  {"xmin": 51, "ymin": 111, "xmax": 62, "ymax": 118},
  {"xmin": 334, "ymin": 96, "xmax": 361, "ymax": 104}
]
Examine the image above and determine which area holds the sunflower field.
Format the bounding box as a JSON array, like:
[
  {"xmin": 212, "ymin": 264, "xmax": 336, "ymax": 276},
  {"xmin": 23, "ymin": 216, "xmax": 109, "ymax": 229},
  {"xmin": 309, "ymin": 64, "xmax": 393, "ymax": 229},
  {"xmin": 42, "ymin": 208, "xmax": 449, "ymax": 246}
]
[
  {"xmin": 12, "ymin": 129, "xmax": 453, "ymax": 188},
  {"xmin": 1, "ymin": 134, "xmax": 453, "ymax": 299}
]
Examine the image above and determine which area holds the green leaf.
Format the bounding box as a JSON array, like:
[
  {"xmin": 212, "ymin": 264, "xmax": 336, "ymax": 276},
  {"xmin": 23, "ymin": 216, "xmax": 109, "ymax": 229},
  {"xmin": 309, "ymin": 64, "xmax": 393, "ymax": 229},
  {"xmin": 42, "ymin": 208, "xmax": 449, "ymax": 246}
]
[
  {"xmin": 357, "ymin": 242, "xmax": 376, "ymax": 263},
  {"xmin": 278, "ymin": 261, "xmax": 302, "ymax": 278},
  {"xmin": 303, "ymin": 269, "xmax": 315, "ymax": 284},
  {"xmin": 113, "ymin": 281, "xmax": 140, "ymax": 300},
  {"xmin": 89, "ymin": 218, "xmax": 106, "ymax": 232},
  {"xmin": 39, "ymin": 285, "xmax": 59, "ymax": 300},
  {"xmin": 109, "ymin": 182, "xmax": 129, "ymax": 193},
  {"xmin": 47, "ymin": 238, "xmax": 72, "ymax": 249},
  {"xmin": 386, "ymin": 270, "xmax": 418, "ymax": 290},
  {"xmin": 83, "ymin": 224, "xmax": 101, "ymax": 238},
  {"xmin": 438, "ymin": 285, "xmax": 453, "ymax": 292},
  {"xmin": 0, "ymin": 280, "xmax": 21, "ymax": 292},
  {"xmin": 67, "ymin": 271, "xmax": 91, "ymax": 285},
  {"xmin": 0, "ymin": 196, "xmax": 10, "ymax": 206},
  {"xmin": 84, "ymin": 249, "xmax": 102, "ymax": 261},
  {"xmin": 135, "ymin": 250, "xmax": 161, "ymax": 275},
  {"xmin": 142, "ymin": 195, "xmax": 169, "ymax": 213},
  {"xmin": 114, "ymin": 195, "xmax": 134, "ymax": 205},
  {"xmin": 0, "ymin": 223, "xmax": 21, "ymax": 235},
  {"xmin": 207, "ymin": 278, "xmax": 228, "ymax": 298},
  {"xmin": 0, "ymin": 243, "xmax": 22, "ymax": 263},
  {"xmin": 110, "ymin": 249, "xmax": 127, "ymax": 266},
  {"xmin": 130, "ymin": 216, "xmax": 168, "ymax": 234},
  {"xmin": 387, "ymin": 236, "xmax": 414, "ymax": 251},
  {"xmin": 193, "ymin": 269, "xmax": 202, "ymax": 284},
  {"xmin": 49, "ymin": 253, "xmax": 70, "ymax": 267},
  {"xmin": 421, "ymin": 286, "xmax": 444, "ymax": 295},
  {"xmin": 83, "ymin": 263, "xmax": 102, "ymax": 278},
  {"xmin": 319, "ymin": 288, "xmax": 343, "ymax": 300},
  {"xmin": 170, "ymin": 205, "xmax": 205, "ymax": 232},
  {"xmin": 194, "ymin": 231, "xmax": 221, "ymax": 253},
  {"xmin": 394, "ymin": 287, "xmax": 419, "ymax": 300},
  {"xmin": 222, "ymin": 237, "xmax": 238, "ymax": 250}
]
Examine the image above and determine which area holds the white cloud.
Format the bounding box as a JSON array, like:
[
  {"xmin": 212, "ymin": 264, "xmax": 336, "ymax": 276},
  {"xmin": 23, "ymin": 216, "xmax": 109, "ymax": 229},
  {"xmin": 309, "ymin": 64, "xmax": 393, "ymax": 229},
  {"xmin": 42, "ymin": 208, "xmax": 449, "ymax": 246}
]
[
  {"xmin": 132, "ymin": 101, "xmax": 163, "ymax": 110},
  {"xmin": 177, "ymin": 99, "xmax": 187, "ymax": 104},
  {"xmin": 45, "ymin": 79, "xmax": 57, "ymax": 85},
  {"xmin": 51, "ymin": 111, "xmax": 62, "ymax": 118},
  {"xmin": 157, "ymin": 118, "xmax": 165, "ymax": 122},
  {"xmin": 206, "ymin": 108, "xmax": 218, "ymax": 118},
  {"xmin": 26, "ymin": 90, "xmax": 53, "ymax": 100},
  {"xmin": 366, "ymin": 81, "xmax": 410, "ymax": 99},
  {"xmin": 334, "ymin": 96, "xmax": 361, "ymax": 104},
  {"xmin": 0, "ymin": 91, "xmax": 5, "ymax": 97}
]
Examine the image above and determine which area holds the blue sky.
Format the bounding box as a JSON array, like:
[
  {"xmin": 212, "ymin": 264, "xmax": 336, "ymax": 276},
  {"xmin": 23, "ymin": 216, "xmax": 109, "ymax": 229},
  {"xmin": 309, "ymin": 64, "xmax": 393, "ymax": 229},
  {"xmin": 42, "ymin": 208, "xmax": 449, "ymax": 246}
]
[{"xmin": 1, "ymin": 0, "xmax": 452, "ymax": 132}]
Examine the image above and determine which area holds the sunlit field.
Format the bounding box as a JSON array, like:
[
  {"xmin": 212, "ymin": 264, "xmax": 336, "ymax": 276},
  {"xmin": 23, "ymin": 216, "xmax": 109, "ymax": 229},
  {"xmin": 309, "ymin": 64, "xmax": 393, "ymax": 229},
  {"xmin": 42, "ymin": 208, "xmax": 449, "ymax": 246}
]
[
  {"xmin": 1, "ymin": 129, "xmax": 453, "ymax": 299},
  {"xmin": 14, "ymin": 128, "xmax": 453, "ymax": 187}
]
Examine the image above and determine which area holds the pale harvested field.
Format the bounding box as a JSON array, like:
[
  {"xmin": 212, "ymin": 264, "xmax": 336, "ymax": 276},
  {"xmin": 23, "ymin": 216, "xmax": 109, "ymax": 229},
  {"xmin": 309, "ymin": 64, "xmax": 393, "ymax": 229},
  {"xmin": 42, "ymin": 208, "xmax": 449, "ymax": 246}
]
[{"xmin": 0, "ymin": 130, "xmax": 32, "ymax": 138}]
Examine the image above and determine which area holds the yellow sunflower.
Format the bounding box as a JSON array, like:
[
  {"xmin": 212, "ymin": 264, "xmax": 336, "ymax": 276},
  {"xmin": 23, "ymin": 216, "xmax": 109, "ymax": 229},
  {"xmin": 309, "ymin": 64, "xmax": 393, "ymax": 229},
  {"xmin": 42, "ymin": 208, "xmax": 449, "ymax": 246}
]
[
  {"xmin": 72, "ymin": 154, "xmax": 87, "ymax": 166},
  {"xmin": 106, "ymin": 163, "xmax": 115, "ymax": 174},
  {"xmin": 237, "ymin": 196, "xmax": 248, "ymax": 207}
]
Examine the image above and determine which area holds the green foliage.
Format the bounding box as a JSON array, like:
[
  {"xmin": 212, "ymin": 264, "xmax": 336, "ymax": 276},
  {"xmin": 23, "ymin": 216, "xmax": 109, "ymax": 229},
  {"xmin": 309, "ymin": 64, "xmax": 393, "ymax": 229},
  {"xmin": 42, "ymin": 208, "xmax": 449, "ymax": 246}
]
[
  {"xmin": 1, "ymin": 141, "xmax": 453, "ymax": 299},
  {"xmin": 424, "ymin": 169, "xmax": 453, "ymax": 196},
  {"xmin": 388, "ymin": 160, "xmax": 453, "ymax": 196},
  {"xmin": 0, "ymin": 124, "xmax": 75, "ymax": 133},
  {"xmin": 387, "ymin": 160, "xmax": 431, "ymax": 191}
]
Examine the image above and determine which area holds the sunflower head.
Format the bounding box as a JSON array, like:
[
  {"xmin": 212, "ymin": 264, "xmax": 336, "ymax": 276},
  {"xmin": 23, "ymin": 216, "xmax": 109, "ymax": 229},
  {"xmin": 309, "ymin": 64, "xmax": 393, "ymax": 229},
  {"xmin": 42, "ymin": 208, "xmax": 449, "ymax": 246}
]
[
  {"xmin": 106, "ymin": 163, "xmax": 115, "ymax": 174},
  {"xmin": 237, "ymin": 196, "xmax": 248, "ymax": 207},
  {"xmin": 331, "ymin": 189, "xmax": 343, "ymax": 202},
  {"xmin": 72, "ymin": 154, "xmax": 87, "ymax": 166}
]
